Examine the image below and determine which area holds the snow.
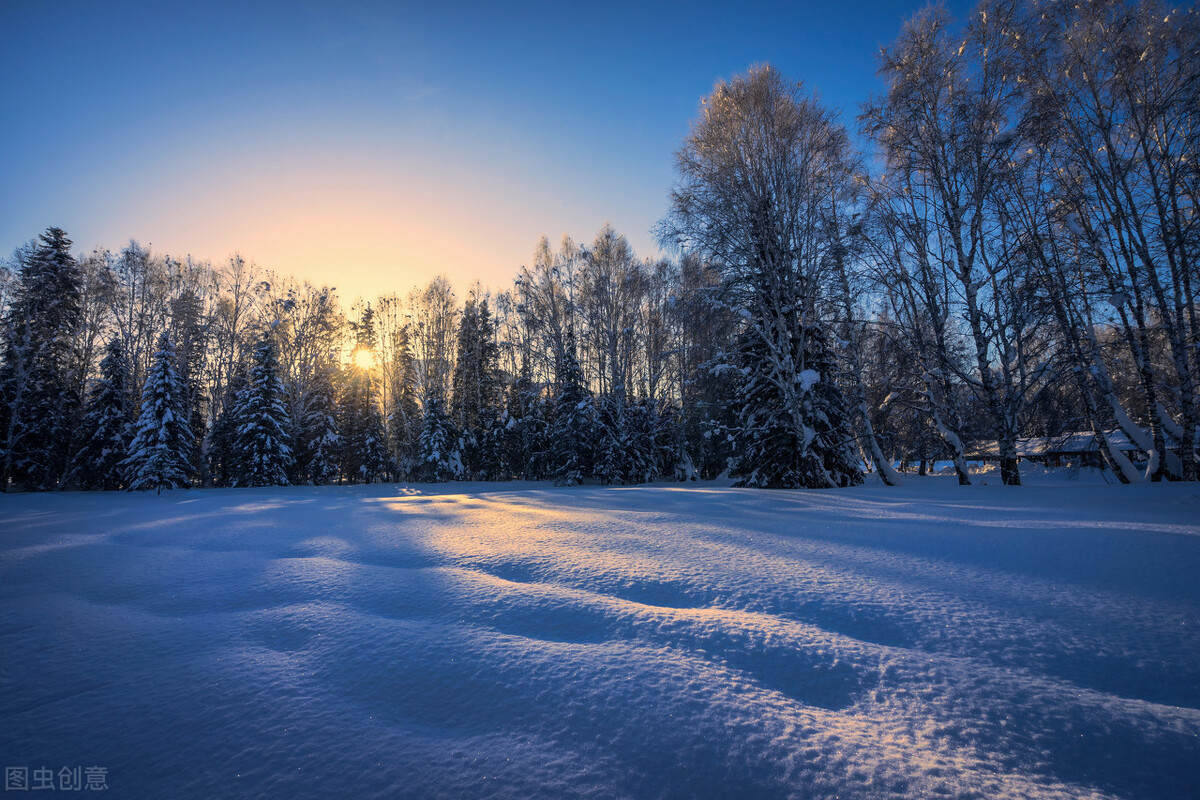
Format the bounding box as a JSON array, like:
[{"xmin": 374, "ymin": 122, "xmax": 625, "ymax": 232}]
[
  {"xmin": 2, "ymin": 476, "xmax": 1198, "ymax": 799},
  {"xmin": 1065, "ymin": 212, "xmax": 1087, "ymax": 237},
  {"xmin": 797, "ymin": 369, "xmax": 820, "ymax": 391}
]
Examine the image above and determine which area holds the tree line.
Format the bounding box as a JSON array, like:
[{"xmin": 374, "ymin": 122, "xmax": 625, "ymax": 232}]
[{"xmin": 1, "ymin": 0, "xmax": 1196, "ymax": 491}]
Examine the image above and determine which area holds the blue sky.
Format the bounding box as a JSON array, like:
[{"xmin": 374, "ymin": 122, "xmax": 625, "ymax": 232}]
[{"xmin": 1, "ymin": 0, "xmax": 976, "ymax": 300}]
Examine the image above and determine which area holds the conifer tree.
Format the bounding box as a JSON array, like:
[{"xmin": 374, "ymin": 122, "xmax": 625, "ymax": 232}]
[
  {"xmin": 231, "ymin": 332, "xmax": 292, "ymax": 487},
  {"xmin": 505, "ymin": 359, "xmax": 549, "ymax": 480},
  {"xmin": 123, "ymin": 333, "xmax": 192, "ymax": 493},
  {"xmin": 78, "ymin": 337, "xmax": 134, "ymax": 490},
  {"xmin": 340, "ymin": 362, "xmax": 389, "ymax": 483},
  {"xmin": 0, "ymin": 228, "xmax": 84, "ymax": 490},
  {"xmin": 664, "ymin": 67, "xmax": 865, "ymax": 488},
  {"xmin": 734, "ymin": 325, "xmax": 862, "ymax": 488},
  {"xmin": 296, "ymin": 361, "xmax": 341, "ymax": 485},
  {"xmin": 417, "ymin": 392, "xmax": 462, "ymax": 482},
  {"xmin": 451, "ymin": 296, "xmax": 500, "ymax": 478},
  {"xmin": 170, "ymin": 288, "xmax": 209, "ymax": 483},
  {"xmin": 386, "ymin": 324, "xmax": 421, "ymax": 480},
  {"xmin": 207, "ymin": 365, "xmax": 248, "ymax": 487},
  {"xmin": 550, "ymin": 330, "xmax": 593, "ymax": 486}
]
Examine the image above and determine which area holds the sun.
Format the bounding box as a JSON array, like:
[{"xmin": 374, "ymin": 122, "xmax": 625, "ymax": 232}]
[{"xmin": 352, "ymin": 348, "xmax": 375, "ymax": 369}]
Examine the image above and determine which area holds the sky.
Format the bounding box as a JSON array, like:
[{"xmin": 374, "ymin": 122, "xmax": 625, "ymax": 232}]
[{"xmin": 1, "ymin": 0, "xmax": 976, "ymax": 302}]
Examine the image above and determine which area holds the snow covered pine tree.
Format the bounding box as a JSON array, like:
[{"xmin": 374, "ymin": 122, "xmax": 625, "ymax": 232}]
[
  {"xmin": 231, "ymin": 331, "xmax": 292, "ymax": 487},
  {"xmin": 123, "ymin": 333, "xmax": 193, "ymax": 493},
  {"xmin": 0, "ymin": 227, "xmax": 84, "ymax": 491},
  {"xmin": 417, "ymin": 392, "xmax": 463, "ymax": 482},
  {"xmin": 78, "ymin": 337, "xmax": 134, "ymax": 490}
]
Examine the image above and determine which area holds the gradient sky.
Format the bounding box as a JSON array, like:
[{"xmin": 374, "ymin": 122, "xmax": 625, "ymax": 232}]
[{"xmin": 1, "ymin": 0, "xmax": 976, "ymax": 302}]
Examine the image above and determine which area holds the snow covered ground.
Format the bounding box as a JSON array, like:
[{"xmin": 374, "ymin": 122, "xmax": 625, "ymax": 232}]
[{"xmin": 1, "ymin": 474, "xmax": 1198, "ymax": 799}]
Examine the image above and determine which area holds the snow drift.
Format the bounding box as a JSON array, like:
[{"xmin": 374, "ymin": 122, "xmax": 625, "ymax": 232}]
[{"xmin": 1, "ymin": 477, "xmax": 1198, "ymax": 798}]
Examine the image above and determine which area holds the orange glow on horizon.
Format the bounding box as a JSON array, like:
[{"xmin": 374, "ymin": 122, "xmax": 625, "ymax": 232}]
[{"xmin": 73, "ymin": 134, "xmax": 666, "ymax": 304}]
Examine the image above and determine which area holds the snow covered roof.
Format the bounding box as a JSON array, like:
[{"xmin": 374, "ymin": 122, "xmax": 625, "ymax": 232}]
[{"xmin": 967, "ymin": 431, "xmax": 1141, "ymax": 458}]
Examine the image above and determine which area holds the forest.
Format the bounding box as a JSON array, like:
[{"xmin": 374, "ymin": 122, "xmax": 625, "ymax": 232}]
[{"xmin": 1, "ymin": 0, "xmax": 1196, "ymax": 492}]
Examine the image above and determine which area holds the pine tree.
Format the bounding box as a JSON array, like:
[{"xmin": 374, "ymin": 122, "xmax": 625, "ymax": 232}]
[
  {"xmin": 296, "ymin": 362, "xmax": 341, "ymax": 485},
  {"xmin": 358, "ymin": 401, "xmax": 390, "ymax": 484},
  {"xmin": 595, "ymin": 394, "xmax": 663, "ymax": 485},
  {"xmin": 77, "ymin": 337, "xmax": 133, "ymax": 490},
  {"xmin": 123, "ymin": 333, "xmax": 192, "ymax": 493},
  {"xmin": 594, "ymin": 394, "xmax": 629, "ymax": 485},
  {"xmin": 475, "ymin": 407, "xmax": 509, "ymax": 481},
  {"xmin": 231, "ymin": 332, "xmax": 292, "ymax": 487},
  {"xmin": 416, "ymin": 392, "xmax": 463, "ymax": 482},
  {"xmin": 505, "ymin": 359, "xmax": 549, "ymax": 480},
  {"xmin": 170, "ymin": 288, "xmax": 209, "ymax": 483},
  {"xmin": 207, "ymin": 365, "xmax": 248, "ymax": 487},
  {"xmin": 549, "ymin": 331, "xmax": 593, "ymax": 486},
  {"xmin": 451, "ymin": 296, "xmax": 500, "ymax": 478},
  {"xmin": 734, "ymin": 325, "xmax": 862, "ymax": 489},
  {"xmin": 339, "ymin": 363, "xmax": 389, "ymax": 483},
  {"xmin": 386, "ymin": 324, "xmax": 421, "ymax": 480},
  {"xmin": 0, "ymin": 228, "xmax": 84, "ymax": 490}
]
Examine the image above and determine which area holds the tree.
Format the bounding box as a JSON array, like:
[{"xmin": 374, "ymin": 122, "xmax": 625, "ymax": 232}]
[
  {"xmin": 416, "ymin": 392, "xmax": 462, "ymax": 482},
  {"xmin": 340, "ymin": 362, "xmax": 389, "ymax": 484},
  {"xmin": 452, "ymin": 293, "xmax": 501, "ymax": 478},
  {"xmin": 0, "ymin": 228, "xmax": 85, "ymax": 490},
  {"xmin": 662, "ymin": 66, "xmax": 863, "ymax": 488},
  {"xmin": 296, "ymin": 361, "xmax": 341, "ymax": 485},
  {"xmin": 1017, "ymin": 0, "xmax": 1199, "ymax": 480},
  {"xmin": 206, "ymin": 364, "xmax": 248, "ymax": 487},
  {"xmin": 550, "ymin": 329, "xmax": 594, "ymax": 486},
  {"xmin": 123, "ymin": 333, "xmax": 192, "ymax": 492},
  {"xmin": 77, "ymin": 337, "xmax": 134, "ymax": 490},
  {"xmin": 734, "ymin": 323, "xmax": 861, "ymax": 487},
  {"xmin": 231, "ymin": 331, "xmax": 292, "ymax": 487}
]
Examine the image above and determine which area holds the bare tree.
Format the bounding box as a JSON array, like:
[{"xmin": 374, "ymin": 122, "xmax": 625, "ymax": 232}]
[{"xmin": 663, "ymin": 65, "xmax": 863, "ymax": 488}]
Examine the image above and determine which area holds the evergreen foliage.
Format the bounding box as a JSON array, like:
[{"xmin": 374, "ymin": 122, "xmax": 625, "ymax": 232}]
[
  {"xmin": 78, "ymin": 337, "xmax": 134, "ymax": 490},
  {"xmin": 386, "ymin": 326, "xmax": 421, "ymax": 480},
  {"xmin": 207, "ymin": 366, "xmax": 248, "ymax": 488},
  {"xmin": 123, "ymin": 333, "xmax": 192, "ymax": 492},
  {"xmin": 417, "ymin": 393, "xmax": 463, "ymax": 482},
  {"xmin": 550, "ymin": 333, "xmax": 593, "ymax": 486},
  {"xmin": 0, "ymin": 228, "xmax": 84, "ymax": 490},
  {"xmin": 296, "ymin": 362, "xmax": 341, "ymax": 485},
  {"xmin": 340, "ymin": 363, "xmax": 389, "ymax": 483},
  {"xmin": 231, "ymin": 332, "xmax": 292, "ymax": 487},
  {"xmin": 734, "ymin": 325, "xmax": 862, "ymax": 488},
  {"xmin": 452, "ymin": 296, "xmax": 500, "ymax": 478}
]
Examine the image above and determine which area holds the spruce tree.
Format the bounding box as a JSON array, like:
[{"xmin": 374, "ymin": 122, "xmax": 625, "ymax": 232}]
[
  {"xmin": 387, "ymin": 325, "xmax": 421, "ymax": 480},
  {"xmin": 595, "ymin": 394, "xmax": 662, "ymax": 485},
  {"xmin": 231, "ymin": 332, "xmax": 292, "ymax": 487},
  {"xmin": 0, "ymin": 228, "xmax": 84, "ymax": 490},
  {"xmin": 505, "ymin": 359, "xmax": 549, "ymax": 480},
  {"xmin": 734, "ymin": 325, "xmax": 862, "ymax": 488},
  {"xmin": 594, "ymin": 393, "xmax": 629, "ymax": 485},
  {"xmin": 78, "ymin": 337, "xmax": 134, "ymax": 490},
  {"xmin": 123, "ymin": 333, "xmax": 192, "ymax": 493},
  {"xmin": 549, "ymin": 331, "xmax": 593, "ymax": 486},
  {"xmin": 170, "ymin": 288, "xmax": 209, "ymax": 483},
  {"xmin": 416, "ymin": 393, "xmax": 463, "ymax": 482},
  {"xmin": 451, "ymin": 296, "xmax": 500, "ymax": 478},
  {"xmin": 297, "ymin": 362, "xmax": 341, "ymax": 485},
  {"xmin": 207, "ymin": 365, "xmax": 248, "ymax": 487},
  {"xmin": 663, "ymin": 67, "xmax": 866, "ymax": 489},
  {"xmin": 339, "ymin": 363, "xmax": 389, "ymax": 483}
]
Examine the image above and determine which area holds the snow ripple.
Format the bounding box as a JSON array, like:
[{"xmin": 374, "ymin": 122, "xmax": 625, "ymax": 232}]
[{"xmin": 1, "ymin": 479, "xmax": 1197, "ymax": 799}]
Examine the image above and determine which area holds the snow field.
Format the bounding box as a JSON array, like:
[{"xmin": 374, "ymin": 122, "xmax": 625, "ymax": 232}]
[{"xmin": 1, "ymin": 477, "xmax": 1198, "ymax": 798}]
